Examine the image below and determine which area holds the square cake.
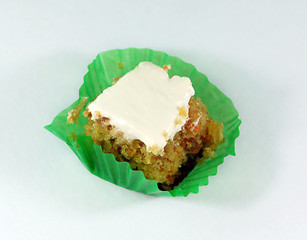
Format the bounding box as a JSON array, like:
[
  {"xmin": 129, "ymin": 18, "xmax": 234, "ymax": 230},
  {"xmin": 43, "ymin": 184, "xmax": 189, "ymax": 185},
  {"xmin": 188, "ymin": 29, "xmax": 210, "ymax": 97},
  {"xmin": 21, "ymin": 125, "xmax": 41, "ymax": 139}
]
[{"xmin": 81, "ymin": 62, "xmax": 224, "ymax": 189}]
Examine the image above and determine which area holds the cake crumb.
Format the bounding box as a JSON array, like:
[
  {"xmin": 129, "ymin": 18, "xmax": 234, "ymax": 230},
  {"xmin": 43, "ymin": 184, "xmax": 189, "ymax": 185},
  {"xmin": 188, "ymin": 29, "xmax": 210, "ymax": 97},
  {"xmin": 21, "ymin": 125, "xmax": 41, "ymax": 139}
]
[
  {"xmin": 117, "ymin": 62, "xmax": 124, "ymax": 70},
  {"xmin": 83, "ymin": 109, "xmax": 89, "ymax": 117},
  {"xmin": 67, "ymin": 97, "xmax": 88, "ymax": 124},
  {"xmin": 178, "ymin": 106, "xmax": 187, "ymax": 118},
  {"xmin": 162, "ymin": 131, "xmax": 168, "ymax": 138},
  {"xmin": 72, "ymin": 131, "xmax": 78, "ymax": 142},
  {"xmin": 93, "ymin": 111, "xmax": 102, "ymax": 119},
  {"xmin": 174, "ymin": 117, "xmax": 183, "ymax": 126},
  {"xmin": 148, "ymin": 144, "xmax": 163, "ymax": 155},
  {"xmin": 113, "ymin": 76, "xmax": 122, "ymax": 85},
  {"xmin": 162, "ymin": 64, "xmax": 171, "ymax": 72},
  {"xmin": 68, "ymin": 131, "xmax": 78, "ymax": 142}
]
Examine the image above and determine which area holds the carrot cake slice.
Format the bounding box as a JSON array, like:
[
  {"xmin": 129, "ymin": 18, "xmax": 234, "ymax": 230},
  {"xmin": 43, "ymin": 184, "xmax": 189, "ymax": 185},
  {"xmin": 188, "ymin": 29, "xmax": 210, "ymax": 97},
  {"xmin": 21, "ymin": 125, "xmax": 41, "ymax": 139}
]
[{"xmin": 83, "ymin": 62, "xmax": 224, "ymax": 189}]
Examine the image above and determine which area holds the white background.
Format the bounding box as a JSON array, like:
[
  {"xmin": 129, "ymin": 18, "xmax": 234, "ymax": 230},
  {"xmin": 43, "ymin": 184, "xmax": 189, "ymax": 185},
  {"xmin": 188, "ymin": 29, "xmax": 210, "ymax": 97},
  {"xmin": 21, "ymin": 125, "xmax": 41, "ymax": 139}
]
[{"xmin": 0, "ymin": 0, "xmax": 306, "ymax": 239}]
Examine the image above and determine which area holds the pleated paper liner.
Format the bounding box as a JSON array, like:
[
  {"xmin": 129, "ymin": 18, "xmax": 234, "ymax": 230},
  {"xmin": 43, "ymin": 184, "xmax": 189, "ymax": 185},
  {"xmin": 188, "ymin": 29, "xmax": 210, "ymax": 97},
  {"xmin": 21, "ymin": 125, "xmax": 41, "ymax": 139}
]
[{"xmin": 45, "ymin": 48, "xmax": 241, "ymax": 197}]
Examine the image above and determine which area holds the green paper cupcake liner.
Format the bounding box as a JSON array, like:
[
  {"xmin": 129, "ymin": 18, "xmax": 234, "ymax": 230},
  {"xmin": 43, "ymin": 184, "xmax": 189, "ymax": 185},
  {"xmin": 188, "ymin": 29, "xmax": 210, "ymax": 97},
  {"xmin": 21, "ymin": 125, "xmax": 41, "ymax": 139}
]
[{"xmin": 45, "ymin": 48, "xmax": 241, "ymax": 197}]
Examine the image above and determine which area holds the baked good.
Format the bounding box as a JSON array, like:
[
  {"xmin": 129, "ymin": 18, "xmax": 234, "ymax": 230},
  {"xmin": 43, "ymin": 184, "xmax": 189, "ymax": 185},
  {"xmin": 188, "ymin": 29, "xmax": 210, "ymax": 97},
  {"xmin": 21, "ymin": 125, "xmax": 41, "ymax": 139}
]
[
  {"xmin": 46, "ymin": 48, "xmax": 241, "ymax": 196},
  {"xmin": 81, "ymin": 61, "xmax": 224, "ymax": 190}
]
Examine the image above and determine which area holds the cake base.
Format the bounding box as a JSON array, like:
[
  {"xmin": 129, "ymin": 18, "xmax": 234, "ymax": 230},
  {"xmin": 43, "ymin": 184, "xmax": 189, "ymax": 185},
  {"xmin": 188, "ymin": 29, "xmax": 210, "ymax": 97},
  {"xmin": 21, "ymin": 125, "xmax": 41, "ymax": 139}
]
[{"xmin": 84, "ymin": 98, "xmax": 224, "ymax": 189}]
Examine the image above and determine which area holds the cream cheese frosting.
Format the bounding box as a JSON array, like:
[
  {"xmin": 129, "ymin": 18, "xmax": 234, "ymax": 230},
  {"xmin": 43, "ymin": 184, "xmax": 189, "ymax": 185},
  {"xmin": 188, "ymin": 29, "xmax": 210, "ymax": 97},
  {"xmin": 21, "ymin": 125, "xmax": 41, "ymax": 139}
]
[{"xmin": 87, "ymin": 61, "xmax": 195, "ymax": 155}]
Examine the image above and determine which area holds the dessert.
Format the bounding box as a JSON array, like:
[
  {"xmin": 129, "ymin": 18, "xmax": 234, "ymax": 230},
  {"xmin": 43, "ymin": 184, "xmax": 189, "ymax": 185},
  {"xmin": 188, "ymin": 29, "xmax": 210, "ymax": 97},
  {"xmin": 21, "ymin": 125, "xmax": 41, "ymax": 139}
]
[
  {"xmin": 82, "ymin": 62, "xmax": 224, "ymax": 189},
  {"xmin": 46, "ymin": 48, "xmax": 241, "ymax": 196}
]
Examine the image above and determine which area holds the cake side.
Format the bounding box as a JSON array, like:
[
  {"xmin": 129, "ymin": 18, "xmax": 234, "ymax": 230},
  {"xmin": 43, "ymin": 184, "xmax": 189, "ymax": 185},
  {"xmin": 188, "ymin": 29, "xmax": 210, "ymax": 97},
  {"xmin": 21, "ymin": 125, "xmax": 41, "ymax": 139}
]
[{"xmin": 83, "ymin": 97, "xmax": 223, "ymax": 188}]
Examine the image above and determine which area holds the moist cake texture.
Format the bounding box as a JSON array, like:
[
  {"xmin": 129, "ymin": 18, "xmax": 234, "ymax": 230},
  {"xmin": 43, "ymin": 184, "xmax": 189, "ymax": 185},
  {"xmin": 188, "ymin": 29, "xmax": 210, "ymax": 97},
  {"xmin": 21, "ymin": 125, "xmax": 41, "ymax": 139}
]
[
  {"xmin": 84, "ymin": 97, "xmax": 223, "ymax": 189},
  {"xmin": 81, "ymin": 62, "xmax": 224, "ymax": 189}
]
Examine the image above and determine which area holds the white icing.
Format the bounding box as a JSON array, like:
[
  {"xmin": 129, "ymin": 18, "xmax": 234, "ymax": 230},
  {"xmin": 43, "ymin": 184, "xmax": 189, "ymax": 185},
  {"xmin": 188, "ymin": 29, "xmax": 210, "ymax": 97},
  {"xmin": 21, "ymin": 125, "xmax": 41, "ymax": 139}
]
[{"xmin": 87, "ymin": 61, "xmax": 195, "ymax": 155}]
